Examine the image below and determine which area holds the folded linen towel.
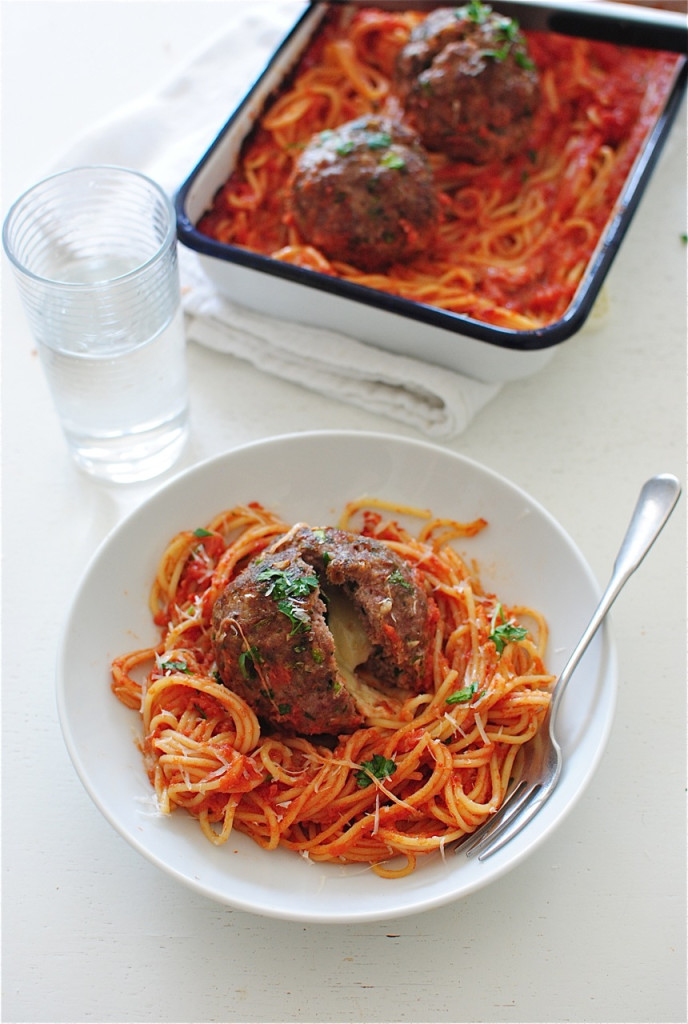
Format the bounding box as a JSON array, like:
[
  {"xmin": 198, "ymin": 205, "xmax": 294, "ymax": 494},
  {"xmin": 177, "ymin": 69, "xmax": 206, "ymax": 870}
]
[
  {"xmin": 51, "ymin": 1, "xmax": 501, "ymax": 439},
  {"xmin": 180, "ymin": 249, "xmax": 500, "ymax": 438}
]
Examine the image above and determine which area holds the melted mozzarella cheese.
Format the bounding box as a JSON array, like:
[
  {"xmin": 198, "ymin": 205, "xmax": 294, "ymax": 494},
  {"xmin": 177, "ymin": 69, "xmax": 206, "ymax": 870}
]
[
  {"xmin": 326, "ymin": 588, "xmax": 372, "ymax": 687},
  {"xmin": 326, "ymin": 588, "xmax": 406, "ymax": 717}
]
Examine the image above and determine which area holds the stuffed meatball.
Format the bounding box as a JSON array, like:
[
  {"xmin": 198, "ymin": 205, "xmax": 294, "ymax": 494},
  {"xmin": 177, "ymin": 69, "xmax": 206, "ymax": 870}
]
[
  {"xmin": 282, "ymin": 526, "xmax": 431, "ymax": 693},
  {"xmin": 211, "ymin": 525, "xmax": 432, "ymax": 735},
  {"xmin": 211, "ymin": 549, "xmax": 363, "ymax": 736},
  {"xmin": 395, "ymin": 2, "xmax": 540, "ymax": 163},
  {"xmin": 287, "ymin": 115, "xmax": 439, "ymax": 271}
]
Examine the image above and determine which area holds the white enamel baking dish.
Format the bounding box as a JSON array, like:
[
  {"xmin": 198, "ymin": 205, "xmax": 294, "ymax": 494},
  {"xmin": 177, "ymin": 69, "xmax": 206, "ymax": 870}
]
[{"xmin": 176, "ymin": 0, "xmax": 687, "ymax": 383}]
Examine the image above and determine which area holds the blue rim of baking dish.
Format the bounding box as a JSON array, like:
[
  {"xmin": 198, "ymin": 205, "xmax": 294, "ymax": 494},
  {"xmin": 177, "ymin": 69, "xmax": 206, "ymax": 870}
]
[{"xmin": 175, "ymin": 1, "xmax": 687, "ymax": 354}]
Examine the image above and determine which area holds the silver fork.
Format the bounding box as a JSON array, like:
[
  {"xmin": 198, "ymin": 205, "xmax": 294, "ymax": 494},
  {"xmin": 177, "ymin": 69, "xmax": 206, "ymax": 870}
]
[{"xmin": 460, "ymin": 472, "xmax": 681, "ymax": 862}]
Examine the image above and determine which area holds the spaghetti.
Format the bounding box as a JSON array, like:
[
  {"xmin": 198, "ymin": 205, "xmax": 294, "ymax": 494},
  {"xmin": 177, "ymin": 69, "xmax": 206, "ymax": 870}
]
[
  {"xmin": 198, "ymin": 5, "xmax": 681, "ymax": 331},
  {"xmin": 112, "ymin": 500, "xmax": 554, "ymax": 877}
]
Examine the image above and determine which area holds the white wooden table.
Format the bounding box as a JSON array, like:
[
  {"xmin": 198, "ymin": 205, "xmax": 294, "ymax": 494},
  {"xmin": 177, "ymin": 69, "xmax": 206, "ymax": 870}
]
[{"xmin": 2, "ymin": 3, "xmax": 686, "ymax": 1022}]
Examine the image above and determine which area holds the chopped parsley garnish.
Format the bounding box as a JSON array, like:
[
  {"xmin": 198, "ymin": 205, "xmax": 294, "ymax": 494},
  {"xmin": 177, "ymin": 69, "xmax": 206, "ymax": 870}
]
[
  {"xmin": 193, "ymin": 527, "xmax": 214, "ymax": 538},
  {"xmin": 258, "ymin": 566, "xmax": 318, "ymax": 601},
  {"xmin": 489, "ymin": 604, "xmax": 528, "ymax": 653},
  {"xmin": 279, "ymin": 600, "xmax": 312, "ymax": 634},
  {"xmin": 380, "ymin": 152, "xmax": 405, "ymax": 170},
  {"xmin": 366, "ymin": 131, "xmax": 392, "ymax": 149},
  {"xmin": 497, "ymin": 14, "xmax": 520, "ymax": 41},
  {"xmin": 446, "ymin": 681, "xmax": 481, "ymax": 705},
  {"xmin": 159, "ymin": 658, "xmax": 191, "ymax": 674},
  {"xmin": 238, "ymin": 645, "xmax": 262, "ymax": 679},
  {"xmin": 483, "ymin": 44, "xmax": 511, "ymax": 63},
  {"xmin": 460, "ymin": 2, "xmax": 532, "ymax": 68},
  {"xmin": 257, "ymin": 565, "xmax": 319, "ymax": 635},
  {"xmin": 388, "ymin": 568, "xmax": 413, "ymax": 590},
  {"xmin": 257, "ymin": 568, "xmax": 316, "ymax": 607},
  {"xmin": 355, "ymin": 754, "xmax": 397, "ymax": 788},
  {"xmin": 514, "ymin": 51, "xmax": 535, "ymax": 70},
  {"xmin": 465, "ymin": 0, "xmax": 490, "ymax": 24}
]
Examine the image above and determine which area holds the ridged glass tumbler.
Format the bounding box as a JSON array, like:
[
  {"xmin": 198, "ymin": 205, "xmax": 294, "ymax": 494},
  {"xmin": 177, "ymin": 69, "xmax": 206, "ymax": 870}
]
[{"xmin": 3, "ymin": 166, "xmax": 189, "ymax": 482}]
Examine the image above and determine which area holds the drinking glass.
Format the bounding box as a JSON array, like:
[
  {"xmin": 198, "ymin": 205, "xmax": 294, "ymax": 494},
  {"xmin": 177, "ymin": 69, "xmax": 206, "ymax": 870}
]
[{"xmin": 3, "ymin": 165, "xmax": 189, "ymax": 483}]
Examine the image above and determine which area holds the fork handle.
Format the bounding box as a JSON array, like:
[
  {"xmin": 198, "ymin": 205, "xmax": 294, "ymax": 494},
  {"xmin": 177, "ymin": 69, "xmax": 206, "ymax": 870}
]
[{"xmin": 551, "ymin": 474, "xmax": 681, "ymax": 718}]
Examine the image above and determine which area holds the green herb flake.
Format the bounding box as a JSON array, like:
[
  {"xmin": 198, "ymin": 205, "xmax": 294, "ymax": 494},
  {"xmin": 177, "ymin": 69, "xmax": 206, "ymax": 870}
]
[
  {"xmin": 278, "ymin": 703, "xmax": 292, "ymax": 716},
  {"xmin": 465, "ymin": 0, "xmax": 490, "ymax": 24},
  {"xmin": 258, "ymin": 566, "xmax": 319, "ymax": 602},
  {"xmin": 514, "ymin": 51, "xmax": 535, "ymax": 70},
  {"xmin": 193, "ymin": 702, "xmax": 208, "ymax": 720},
  {"xmin": 160, "ymin": 658, "xmax": 191, "ymax": 675},
  {"xmin": 489, "ymin": 604, "xmax": 528, "ymax": 654},
  {"xmin": 257, "ymin": 565, "xmax": 319, "ymax": 635},
  {"xmin": 278, "ymin": 599, "xmax": 312, "ymax": 636},
  {"xmin": 380, "ymin": 151, "xmax": 405, "ymax": 170},
  {"xmin": 193, "ymin": 527, "xmax": 214, "ymax": 538},
  {"xmin": 483, "ymin": 44, "xmax": 511, "ymax": 62},
  {"xmin": 238, "ymin": 645, "xmax": 262, "ymax": 680},
  {"xmin": 496, "ymin": 14, "xmax": 521, "ymax": 41},
  {"xmin": 355, "ymin": 754, "xmax": 397, "ymax": 789},
  {"xmin": 366, "ymin": 131, "xmax": 392, "ymax": 149},
  {"xmin": 446, "ymin": 681, "xmax": 481, "ymax": 705},
  {"xmin": 388, "ymin": 568, "xmax": 413, "ymax": 591}
]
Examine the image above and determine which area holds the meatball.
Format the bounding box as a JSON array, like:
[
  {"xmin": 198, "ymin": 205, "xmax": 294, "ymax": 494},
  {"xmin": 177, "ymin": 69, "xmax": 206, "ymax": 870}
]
[
  {"xmin": 211, "ymin": 526, "xmax": 432, "ymax": 735},
  {"xmin": 282, "ymin": 526, "xmax": 430, "ymax": 692},
  {"xmin": 287, "ymin": 115, "xmax": 439, "ymax": 271},
  {"xmin": 395, "ymin": 3, "xmax": 540, "ymax": 163},
  {"xmin": 211, "ymin": 549, "xmax": 363, "ymax": 736}
]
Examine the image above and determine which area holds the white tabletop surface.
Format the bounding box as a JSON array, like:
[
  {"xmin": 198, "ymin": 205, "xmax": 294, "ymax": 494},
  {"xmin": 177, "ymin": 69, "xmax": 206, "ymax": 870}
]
[{"xmin": 2, "ymin": 3, "xmax": 686, "ymax": 1023}]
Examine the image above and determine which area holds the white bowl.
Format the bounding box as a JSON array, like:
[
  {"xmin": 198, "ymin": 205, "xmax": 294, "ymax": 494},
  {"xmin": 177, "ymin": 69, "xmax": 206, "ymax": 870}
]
[{"xmin": 57, "ymin": 431, "xmax": 616, "ymax": 922}]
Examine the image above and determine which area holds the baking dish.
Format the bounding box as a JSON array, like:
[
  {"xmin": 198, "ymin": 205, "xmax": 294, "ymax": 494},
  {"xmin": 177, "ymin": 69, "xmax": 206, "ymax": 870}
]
[{"xmin": 175, "ymin": 0, "xmax": 687, "ymax": 383}]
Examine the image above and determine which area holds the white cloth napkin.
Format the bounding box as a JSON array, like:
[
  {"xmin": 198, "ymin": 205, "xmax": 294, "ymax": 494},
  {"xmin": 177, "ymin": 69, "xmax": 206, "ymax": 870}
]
[{"xmin": 51, "ymin": 1, "xmax": 501, "ymax": 440}]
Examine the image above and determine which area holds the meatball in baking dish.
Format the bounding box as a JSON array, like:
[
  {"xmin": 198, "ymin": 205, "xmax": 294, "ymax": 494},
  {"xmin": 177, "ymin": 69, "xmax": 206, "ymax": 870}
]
[
  {"xmin": 211, "ymin": 525, "xmax": 432, "ymax": 735},
  {"xmin": 287, "ymin": 114, "xmax": 439, "ymax": 272},
  {"xmin": 395, "ymin": 3, "xmax": 540, "ymax": 163}
]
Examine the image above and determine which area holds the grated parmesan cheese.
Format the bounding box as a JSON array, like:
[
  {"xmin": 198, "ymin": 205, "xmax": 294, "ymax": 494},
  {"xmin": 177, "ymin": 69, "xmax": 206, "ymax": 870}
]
[{"xmin": 474, "ymin": 711, "xmax": 490, "ymax": 746}]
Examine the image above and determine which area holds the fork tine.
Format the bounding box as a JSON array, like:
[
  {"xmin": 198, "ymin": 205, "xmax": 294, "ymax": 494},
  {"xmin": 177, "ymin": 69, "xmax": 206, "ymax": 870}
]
[
  {"xmin": 470, "ymin": 784, "xmax": 555, "ymax": 861},
  {"xmin": 461, "ymin": 781, "xmax": 536, "ymax": 857}
]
